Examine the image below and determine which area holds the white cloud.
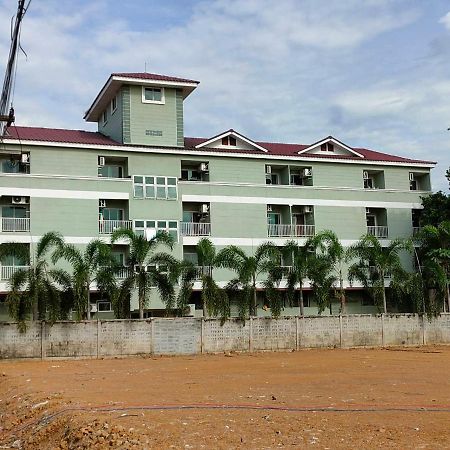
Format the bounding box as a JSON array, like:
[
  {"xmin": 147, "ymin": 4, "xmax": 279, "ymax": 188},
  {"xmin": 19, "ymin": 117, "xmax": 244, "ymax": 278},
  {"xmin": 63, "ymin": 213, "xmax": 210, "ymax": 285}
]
[{"xmin": 439, "ymin": 11, "xmax": 450, "ymax": 30}]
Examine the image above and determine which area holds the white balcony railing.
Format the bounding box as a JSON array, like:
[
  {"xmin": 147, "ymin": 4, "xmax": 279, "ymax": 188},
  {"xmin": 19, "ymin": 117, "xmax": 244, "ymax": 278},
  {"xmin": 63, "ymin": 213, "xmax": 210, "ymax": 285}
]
[
  {"xmin": 268, "ymin": 224, "xmax": 315, "ymax": 238},
  {"xmin": 1, "ymin": 265, "xmax": 29, "ymax": 280},
  {"xmin": 180, "ymin": 222, "xmax": 211, "ymax": 237},
  {"xmin": 115, "ymin": 267, "xmax": 131, "ymax": 279},
  {"xmin": 98, "ymin": 220, "xmax": 132, "ymax": 234},
  {"xmin": 1, "ymin": 217, "xmax": 30, "ymax": 232},
  {"xmin": 367, "ymin": 226, "xmax": 388, "ymax": 238},
  {"xmin": 192, "ymin": 265, "xmax": 213, "ymax": 280}
]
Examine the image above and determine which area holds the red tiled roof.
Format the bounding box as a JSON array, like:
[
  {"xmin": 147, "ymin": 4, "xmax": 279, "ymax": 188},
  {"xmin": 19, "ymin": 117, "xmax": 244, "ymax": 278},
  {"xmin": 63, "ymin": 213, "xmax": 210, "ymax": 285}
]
[
  {"xmin": 4, "ymin": 126, "xmax": 434, "ymax": 165},
  {"xmin": 112, "ymin": 73, "xmax": 200, "ymax": 84}
]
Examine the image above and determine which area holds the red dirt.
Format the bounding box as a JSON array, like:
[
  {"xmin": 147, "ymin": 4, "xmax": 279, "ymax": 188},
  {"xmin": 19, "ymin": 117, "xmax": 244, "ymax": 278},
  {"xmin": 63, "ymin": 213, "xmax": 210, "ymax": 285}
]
[{"xmin": 0, "ymin": 346, "xmax": 449, "ymax": 449}]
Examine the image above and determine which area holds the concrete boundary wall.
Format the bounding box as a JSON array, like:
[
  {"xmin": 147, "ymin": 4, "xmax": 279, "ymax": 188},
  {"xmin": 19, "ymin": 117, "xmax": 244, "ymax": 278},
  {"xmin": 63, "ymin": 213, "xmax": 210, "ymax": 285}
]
[{"xmin": 0, "ymin": 314, "xmax": 449, "ymax": 359}]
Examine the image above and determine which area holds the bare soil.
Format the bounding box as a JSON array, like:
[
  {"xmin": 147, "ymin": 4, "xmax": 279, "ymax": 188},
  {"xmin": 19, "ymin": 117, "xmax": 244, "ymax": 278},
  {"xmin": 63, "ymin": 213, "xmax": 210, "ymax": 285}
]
[{"xmin": 0, "ymin": 346, "xmax": 449, "ymax": 449}]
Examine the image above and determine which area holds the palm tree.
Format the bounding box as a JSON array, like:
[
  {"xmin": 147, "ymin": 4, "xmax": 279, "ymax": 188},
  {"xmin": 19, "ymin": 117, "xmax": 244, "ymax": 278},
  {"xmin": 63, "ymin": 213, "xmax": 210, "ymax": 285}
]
[
  {"xmin": 308, "ymin": 253, "xmax": 338, "ymax": 315},
  {"xmin": 52, "ymin": 239, "xmax": 113, "ymax": 320},
  {"xmin": 111, "ymin": 228, "xmax": 178, "ymax": 319},
  {"xmin": 218, "ymin": 242, "xmax": 279, "ymax": 317},
  {"xmin": 312, "ymin": 230, "xmax": 347, "ymax": 313},
  {"xmin": 282, "ymin": 237, "xmax": 317, "ymax": 316},
  {"xmin": 195, "ymin": 238, "xmax": 229, "ymax": 318},
  {"xmin": 417, "ymin": 221, "xmax": 450, "ymax": 312},
  {"xmin": 0, "ymin": 231, "xmax": 65, "ymax": 329},
  {"xmin": 347, "ymin": 234, "xmax": 411, "ymax": 313}
]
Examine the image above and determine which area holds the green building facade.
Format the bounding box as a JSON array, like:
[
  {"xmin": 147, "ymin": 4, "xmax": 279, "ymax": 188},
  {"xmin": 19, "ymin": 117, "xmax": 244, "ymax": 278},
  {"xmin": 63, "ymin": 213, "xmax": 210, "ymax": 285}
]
[{"xmin": 0, "ymin": 73, "xmax": 435, "ymax": 319}]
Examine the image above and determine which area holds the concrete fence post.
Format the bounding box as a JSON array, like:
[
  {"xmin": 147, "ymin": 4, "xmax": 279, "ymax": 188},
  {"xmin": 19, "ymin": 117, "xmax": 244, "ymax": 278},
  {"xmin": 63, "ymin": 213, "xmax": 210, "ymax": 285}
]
[
  {"xmin": 339, "ymin": 315, "xmax": 343, "ymax": 348},
  {"xmin": 296, "ymin": 316, "xmax": 300, "ymax": 350},
  {"xmin": 421, "ymin": 314, "xmax": 426, "ymax": 345},
  {"xmin": 249, "ymin": 317, "xmax": 253, "ymax": 352},
  {"xmin": 149, "ymin": 319, "xmax": 154, "ymax": 355},
  {"xmin": 41, "ymin": 321, "xmax": 45, "ymax": 360},
  {"xmin": 96, "ymin": 319, "xmax": 100, "ymax": 359},
  {"xmin": 381, "ymin": 314, "xmax": 385, "ymax": 346},
  {"xmin": 200, "ymin": 318, "xmax": 204, "ymax": 354}
]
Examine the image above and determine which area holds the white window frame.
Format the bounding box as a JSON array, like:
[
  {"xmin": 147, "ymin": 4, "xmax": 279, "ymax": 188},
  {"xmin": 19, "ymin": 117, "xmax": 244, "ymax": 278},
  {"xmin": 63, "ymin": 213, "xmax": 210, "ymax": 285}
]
[
  {"xmin": 111, "ymin": 95, "xmax": 117, "ymax": 114},
  {"xmin": 142, "ymin": 86, "xmax": 165, "ymax": 105},
  {"xmin": 133, "ymin": 175, "xmax": 177, "ymax": 200},
  {"xmin": 102, "ymin": 110, "xmax": 108, "ymax": 125},
  {"xmin": 133, "ymin": 219, "xmax": 179, "ymax": 242},
  {"xmin": 97, "ymin": 301, "xmax": 112, "ymax": 312}
]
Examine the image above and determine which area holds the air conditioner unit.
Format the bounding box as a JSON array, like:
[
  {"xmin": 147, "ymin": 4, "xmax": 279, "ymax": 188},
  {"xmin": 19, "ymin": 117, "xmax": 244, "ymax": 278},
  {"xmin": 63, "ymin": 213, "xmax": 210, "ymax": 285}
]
[
  {"xmin": 98, "ymin": 199, "xmax": 106, "ymax": 208},
  {"xmin": 265, "ymin": 165, "xmax": 272, "ymax": 174},
  {"xmin": 12, "ymin": 196, "xmax": 28, "ymax": 205},
  {"xmin": 98, "ymin": 156, "xmax": 105, "ymax": 166},
  {"xmin": 409, "ymin": 172, "xmax": 414, "ymax": 181},
  {"xmin": 303, "ymin": 168, "xmax": 312, "ymax": 177},
  {"xmin": 267, "ymin": 204, "xmax": 273, "ymax": 212},
  {"xmin": 199, "ymin": 162, "xmax": 209, "ymax": 172},
  {"xmin": 363, "ymin": 171, "xmax": 369, "ymax": 180},
  {"xmin": 303, "ymin": 205, "xmax": 313, "ymax": 213},
  {"xmin": 21, "ymin": 153, "xmax": 30, "ymax": 164},
  {"xmin": 90, "ymin": 304, "xmax": 98, "ymax": 313},
  {"xmin": 200, "ymin": 203, "xmax": 209, "ymax": 214},
  {"xmin": 366, "ymin": 207, "xmax": 372, "ymax": 214},
  {"xmin": 185, "ymin": 303, "xmax": 196, "ymax": 317}
]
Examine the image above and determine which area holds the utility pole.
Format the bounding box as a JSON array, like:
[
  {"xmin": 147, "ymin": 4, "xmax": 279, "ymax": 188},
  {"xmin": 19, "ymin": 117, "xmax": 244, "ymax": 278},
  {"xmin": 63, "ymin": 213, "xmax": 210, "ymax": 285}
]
[{"xmin": 0, "ymin": 0, "xmax": 29, "ymax": 136}]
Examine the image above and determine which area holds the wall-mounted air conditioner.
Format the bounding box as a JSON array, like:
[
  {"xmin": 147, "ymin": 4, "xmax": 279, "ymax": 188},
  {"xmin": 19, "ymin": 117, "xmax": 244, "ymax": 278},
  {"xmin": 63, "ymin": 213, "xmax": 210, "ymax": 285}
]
[
  {"xmin": 303, "ymin": 168, "xmax": 312, "ymax": 177},
  {"xmin": 200, "ymin": 203, "xmax": 209, "ymax": 214},
  {"xmin": 267, "ymin": 204, "xmax": 273, "ymax": 212},
  {"xmin": 21, "ymin": 153, "xmax": 30, "ymax": 164},
  {"xmin": 98, "ymin": 156, "xmax": 106, "ymax": 166},
  {"xmin": 366, "ymin": 207, "xmax": 372, "ymax": 214},
  {"xmin": 12, "ymin": 196, "xmax": 29, "ymax": 205},
  {"xmin": 199, "ymin": 162, "xmax": 209, "ymax": 172},
  {"xmin": 185, "ymin": 303, "xmax": 196, "ymax": 317},
  {"xmin": 265, "ymin": 165, "xmax": 272, "ymax": 174},
  {"xmin": 303, "ymin": 205, "xmax": 313, "ymax": 213},
  {"xmin": 99, "ymin": 199, "xmax": 106, "ymax": 208},
  {"xmin": 409, "ymin": 172, "xmax": 415, "ymax": 181},
  {"xmin": 90, "ymin": 304, "xmax": 98, "ymax": 313},
  {"xmin": 363, "ymin": 171, "xmax": 369, "ymax": 180}
]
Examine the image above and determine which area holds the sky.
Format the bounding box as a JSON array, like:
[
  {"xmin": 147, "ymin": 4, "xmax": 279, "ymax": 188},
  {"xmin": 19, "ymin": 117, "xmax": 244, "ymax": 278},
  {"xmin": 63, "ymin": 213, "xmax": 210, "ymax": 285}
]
[{"xmin": 0, "ymin": 0, "xmax": 449, "ymax": 191}]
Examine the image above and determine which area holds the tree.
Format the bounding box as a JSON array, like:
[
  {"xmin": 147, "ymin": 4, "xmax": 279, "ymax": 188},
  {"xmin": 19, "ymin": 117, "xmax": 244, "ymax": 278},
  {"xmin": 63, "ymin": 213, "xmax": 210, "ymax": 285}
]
[
  {"xmin": 52, "ymin": 239, "xmax": 113, "ymax": 320},
  {"xmin": 218, "ymin": 242, "xmax": 279, "ymax": 317},
  {"xmin": 111, "ymin": 228, "xmax": 177, "ymax": 319},
  {"xmin": 312, "ymin": 230, "xmax": 347, "ymax": 313},
  {"xmin": 195, "ymin": 238, "xmax": 229, "ymax": 319},
  {"xmin": 420, "ymin": 191, "xmax": 450, "ymax": 227},
  {"xmin": 0, "ymin": 232, "xmax": 65, "ymax": 330},
  {"xmin": 281, "ymin": 237, "xmax": 318, "ymax": 316},
  {"xmin": 347, "ymin": 235, "xmax": 411, "ymax": 313},
  {"xmin": 417, "ymin": 221, "xmax": 450, "ymax": 312},
  {"xmin": 308, "ymin": 253, "xmax": 338, "ymax": 315}
]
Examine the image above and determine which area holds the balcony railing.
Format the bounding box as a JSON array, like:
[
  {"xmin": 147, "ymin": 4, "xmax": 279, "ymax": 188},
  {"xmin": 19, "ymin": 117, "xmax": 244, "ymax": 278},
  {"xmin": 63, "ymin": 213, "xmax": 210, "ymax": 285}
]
[
  {"xmin": 367, "ymin": 226, "xmax": 388, "ymax": 238},
  {"xmin": 193, "ymin": 265, "xmax": 213, "ymax": 280},
  {"xmin": 98, "ymin": 220, "xmax": 132, "ymax": 234},
  {"xmin": 1, "ymin": 217, "xmax": 30, "ymax": 232},
  {"xmin": 267, "ymin": 224, "xmax": 315, "ymax": 238},
  {"xmin": 115, "ymin": 267, "xmax": 131, "ymax": 279},
  {"xmin": 1, "ymin": 265, "xmax": 29, "ymax": 280},
  {"xmin": 180, "ymin": 222, "xmax": 211, "ymax": 237},
  {"xmin": 412, "ymin": 227, "xmax": 421, "ymax": 236}
]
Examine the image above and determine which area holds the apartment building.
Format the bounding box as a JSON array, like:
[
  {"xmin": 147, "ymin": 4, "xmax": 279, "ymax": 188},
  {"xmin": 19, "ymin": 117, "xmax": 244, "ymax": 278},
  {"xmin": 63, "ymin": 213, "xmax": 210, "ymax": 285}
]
[{"xmin": 0, "ymin": 73, "xmax": 435, "ymax": 318}]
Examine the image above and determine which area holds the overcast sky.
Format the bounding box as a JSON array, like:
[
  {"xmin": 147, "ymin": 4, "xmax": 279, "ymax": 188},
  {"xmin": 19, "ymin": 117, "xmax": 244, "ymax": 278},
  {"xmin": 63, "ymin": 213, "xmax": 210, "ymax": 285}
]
[{"xmin": 0, "ymin": 0, "xmax": 449, "ymax": 190}]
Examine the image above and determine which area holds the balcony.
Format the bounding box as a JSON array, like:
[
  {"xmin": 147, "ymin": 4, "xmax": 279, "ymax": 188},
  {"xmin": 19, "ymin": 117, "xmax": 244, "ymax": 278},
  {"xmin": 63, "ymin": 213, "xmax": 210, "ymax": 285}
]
[
  {"xmin": 115, "ymin": 267, "xmax": 131, "ymax": 279},
  {"xmin": 1, "ymin": 217, "xmax": 30, "ymax": 232},
  {"xmin": 1, "ymin": 265, "xmax": 29, "ymax": 280},
  {"xmin": 367, "ymin": 226, "xmax": 388, "ymax": 238},
  {"xmin": 98, "ymin": 220, "xmax": 132, "ymax": 234},
  {"xmin": 180, "ymin": 222, "xmax": 211, "ymax": 237},
  {"xmin": 267, "ymin": 224, "xmax": 315, "ymax": 238}
]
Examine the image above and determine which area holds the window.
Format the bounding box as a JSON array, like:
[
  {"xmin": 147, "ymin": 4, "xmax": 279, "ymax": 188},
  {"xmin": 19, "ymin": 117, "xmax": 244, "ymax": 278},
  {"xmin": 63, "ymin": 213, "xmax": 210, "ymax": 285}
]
[
  {"xmin": 181, "ymin": 169, "xmax": 200, "ymax": 181},
  {"xmin": 98, "ymin": 165, "xmax": 123, "ymax": 178},
  {"xmin": 99, "ymin": 208, "xmax": 123, "ymax": 221},
  {"xmin": 133, "ymin": 175, "xmax": 177, "ymax": 200},
  {"xmin": 267, "ymin": 213, "xmax": 281, "ymax": 225},
  {"xmin": 320, "ymin": 143, "xmax": 334, "ymax": 152},
  {"xmin": 133, "ymin": 219, "xmax": 178, "ymax": 242},
  {"xmin": 265, "ymin": 173, "xmax": 279, "ymax": 185},
  {"xmin": 102, "ymin": 110, "xmax": 108, "ymax": 125},
  {"xmin": 142, "ymin": 87, "xmax": 164, "ymax": 104},
  {"xmin": 2, "ymin": 206, "xmax": 28, "ymax": 219},
  {"xmin": 111, "ymin": 95, "xmax": 117, "ymax": 114},
  {"xmin": 97, "ymin": 301, "xmax": 112, "ymax": 312},
  {"xmin": 221, "ymin": 136, "xmax": 237, "ymax": 146}
]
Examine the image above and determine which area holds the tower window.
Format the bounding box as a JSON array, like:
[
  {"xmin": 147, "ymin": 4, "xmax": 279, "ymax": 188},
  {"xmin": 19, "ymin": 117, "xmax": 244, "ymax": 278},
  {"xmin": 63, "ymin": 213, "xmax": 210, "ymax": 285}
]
[
  {"xmin": 222, "ymin": 136, "xmax": 237, "ymax": 146},
  {"xmin": 142, "ymin": 87, "xmax": 165, "ymax": 104}
]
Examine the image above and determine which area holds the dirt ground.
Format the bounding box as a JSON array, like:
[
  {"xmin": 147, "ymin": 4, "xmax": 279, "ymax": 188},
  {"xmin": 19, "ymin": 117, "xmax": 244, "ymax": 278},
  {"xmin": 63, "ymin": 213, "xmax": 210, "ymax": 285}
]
[{"xmin": 0, "ymin": 347, "xmax": 449, "ymax": 449}]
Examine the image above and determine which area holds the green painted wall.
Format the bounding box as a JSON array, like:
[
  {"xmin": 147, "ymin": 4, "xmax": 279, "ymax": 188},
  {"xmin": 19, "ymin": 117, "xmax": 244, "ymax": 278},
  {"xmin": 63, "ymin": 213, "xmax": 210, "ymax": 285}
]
[
  {"xmin": 128, "ymin": 85, "xmax": 181, "ymax": 147},
  {"xmin": 98, "ymin": 89, "xmax": 123, "ymax": 143}
]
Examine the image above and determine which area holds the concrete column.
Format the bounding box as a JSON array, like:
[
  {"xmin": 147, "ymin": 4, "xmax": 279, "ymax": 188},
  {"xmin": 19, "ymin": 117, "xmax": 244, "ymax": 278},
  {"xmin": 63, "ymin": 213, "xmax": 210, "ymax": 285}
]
[
  {"xmin": 96, "ymin": 319, "xmax": 100, "ymax": 359},
  {"xmin": 200, "ymin": 318, "xmax": 204, "ymax": 354},
  {"xmin": 296, "ymin": 316, "xmax": 299, "ymax": 350},
  {"xmin": 40, "ymin": 321, "xmax": 45, "ymax": 360},
  {"xmin": 421, "ymin": 314, "xmax": 426, "ymax": 345},
  {"xmin": 149, "ymin": 319, "xmax": 154, "ymax": 355},
  {"xmin": 339, "ymin": 315, "xmax": 343, "ymax": 348},
  {"xmin": 249, "ymin": 317, "xmax": 253, "ymax": 352},
  {"xmin": 381, "ymin": 314, "xmax": 385, "ymax": 346}
]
